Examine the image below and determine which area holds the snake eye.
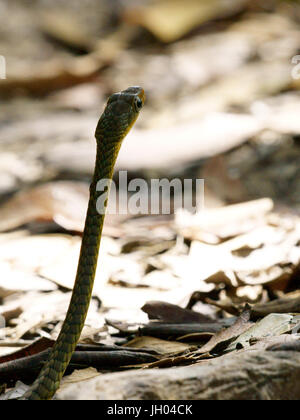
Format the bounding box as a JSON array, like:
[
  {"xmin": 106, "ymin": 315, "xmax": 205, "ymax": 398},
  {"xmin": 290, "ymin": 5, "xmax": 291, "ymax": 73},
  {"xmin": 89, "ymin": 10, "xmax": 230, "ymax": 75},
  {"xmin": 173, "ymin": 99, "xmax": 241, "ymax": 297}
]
[{"xmin": 134, "ymin": 97, "xmax": 143, "ymax": 111}]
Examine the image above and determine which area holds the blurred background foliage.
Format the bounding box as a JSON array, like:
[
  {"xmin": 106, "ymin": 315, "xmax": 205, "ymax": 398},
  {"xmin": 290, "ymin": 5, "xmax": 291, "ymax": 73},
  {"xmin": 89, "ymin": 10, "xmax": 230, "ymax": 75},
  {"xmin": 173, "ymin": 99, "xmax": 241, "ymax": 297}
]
[{"xmin": 1, "ymin": 0, "xmax": 300, "ymax": 210}]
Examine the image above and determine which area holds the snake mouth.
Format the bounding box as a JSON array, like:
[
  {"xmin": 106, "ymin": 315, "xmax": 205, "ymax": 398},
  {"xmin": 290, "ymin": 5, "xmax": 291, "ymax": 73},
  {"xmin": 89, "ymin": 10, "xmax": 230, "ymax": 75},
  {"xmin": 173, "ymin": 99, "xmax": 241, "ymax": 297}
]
[{"xmin": 137, "ymin": 88, "xmax": 146, "ymax": 105}]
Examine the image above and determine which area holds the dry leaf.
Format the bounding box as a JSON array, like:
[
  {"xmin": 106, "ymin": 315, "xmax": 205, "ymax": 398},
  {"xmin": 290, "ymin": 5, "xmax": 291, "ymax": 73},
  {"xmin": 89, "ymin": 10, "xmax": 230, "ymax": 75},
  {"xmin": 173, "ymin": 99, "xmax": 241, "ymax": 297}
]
[
  {"xmin": 142, "ymin": 301, "xmax": 212, "ymax": 323},
  {"xmin": 124, "ymin": 0, "xmax": 248, "ymax": 42},
  {"xmin": 225, "ymin": 313, "xmax": 295, "ymax": 352},
  {"xmin": 125, "ymin": 336, "xmax": 191, "ymax": 355}
]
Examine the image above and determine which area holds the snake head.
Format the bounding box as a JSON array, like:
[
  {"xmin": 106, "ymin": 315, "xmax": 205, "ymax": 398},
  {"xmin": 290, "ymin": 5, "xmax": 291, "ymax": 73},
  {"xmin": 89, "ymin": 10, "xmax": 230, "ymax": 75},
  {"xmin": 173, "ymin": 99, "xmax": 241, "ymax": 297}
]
[{"xmin": 95, "ymin": 86, "xmax": 145, "ymax": 143}]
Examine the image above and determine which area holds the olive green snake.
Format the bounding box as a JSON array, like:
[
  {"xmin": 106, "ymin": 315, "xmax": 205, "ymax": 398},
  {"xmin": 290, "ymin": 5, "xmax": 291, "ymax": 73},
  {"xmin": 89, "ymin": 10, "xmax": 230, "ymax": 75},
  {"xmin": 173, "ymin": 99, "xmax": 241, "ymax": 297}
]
[{"xmin": 23, "ymin": 86, "xmax": 145, "ymax": 400}]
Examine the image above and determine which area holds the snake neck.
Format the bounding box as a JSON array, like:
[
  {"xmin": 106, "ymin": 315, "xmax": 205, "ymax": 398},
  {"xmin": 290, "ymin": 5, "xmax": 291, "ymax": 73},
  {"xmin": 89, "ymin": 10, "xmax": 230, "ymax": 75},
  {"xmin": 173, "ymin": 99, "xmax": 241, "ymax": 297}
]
[{"xmin": 24, "ymin": 139, "xmax": 120, "ymax": 400}]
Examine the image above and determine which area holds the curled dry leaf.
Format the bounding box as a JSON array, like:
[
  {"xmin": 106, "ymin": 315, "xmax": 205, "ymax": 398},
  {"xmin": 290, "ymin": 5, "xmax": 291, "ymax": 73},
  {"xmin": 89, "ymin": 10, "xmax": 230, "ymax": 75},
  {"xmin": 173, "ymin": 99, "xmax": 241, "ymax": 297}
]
[
  {"xmin": 123, "ymin": 336, "xmax": 192, "ymax": 356},
  {"xmin": 142, "ymin": 300, "xmax": 213, "ymax": 323}
]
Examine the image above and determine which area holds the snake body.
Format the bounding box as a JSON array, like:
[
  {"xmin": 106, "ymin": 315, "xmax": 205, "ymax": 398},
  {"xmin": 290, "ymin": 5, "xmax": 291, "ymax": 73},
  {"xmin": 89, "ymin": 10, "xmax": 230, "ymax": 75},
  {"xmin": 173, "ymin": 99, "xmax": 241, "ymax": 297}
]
[{"xmin": 24, "ymin": 87, "xmax": 145, "ymax": 400}]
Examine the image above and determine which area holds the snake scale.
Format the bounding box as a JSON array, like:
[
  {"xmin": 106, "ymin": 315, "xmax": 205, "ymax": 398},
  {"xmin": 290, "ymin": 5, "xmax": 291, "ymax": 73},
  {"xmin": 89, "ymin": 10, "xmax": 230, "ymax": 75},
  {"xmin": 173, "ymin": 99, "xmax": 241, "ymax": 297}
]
[{"xmin": 23, "ymin": 86, "xmax": 145, "ymax": 400}]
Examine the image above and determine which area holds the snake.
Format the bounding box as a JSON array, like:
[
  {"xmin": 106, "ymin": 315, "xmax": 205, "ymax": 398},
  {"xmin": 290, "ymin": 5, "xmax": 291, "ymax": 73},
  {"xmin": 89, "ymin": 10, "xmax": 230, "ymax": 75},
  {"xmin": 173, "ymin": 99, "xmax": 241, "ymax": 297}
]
[{"xmin": 23, "ymin": 86, "xmax": 145, "ymax": 400}]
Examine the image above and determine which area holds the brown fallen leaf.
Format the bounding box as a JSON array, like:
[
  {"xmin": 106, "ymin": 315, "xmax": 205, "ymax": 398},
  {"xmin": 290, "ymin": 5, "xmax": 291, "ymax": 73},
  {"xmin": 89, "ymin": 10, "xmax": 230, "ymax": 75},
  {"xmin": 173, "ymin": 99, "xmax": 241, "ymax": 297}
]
[
  {"xmin": 142, "ymin": 301, "xmax": 213, "ymax": 323},
  {"xmin": 0, "ymin": 337, "xmax": 53, "ymax": 365},
  {"xmin": 139, "ymin": 320, "xmax": 235, "ymax": 339},
  {"xmin": 194, "ymin": 307, "xmax": 253, "ymax": 355},
  {"xmin": 124, "ymin": 0, "xmax": 249, "ymax": 43},
  {"xmin": 125, "ymin": 336, "xmax": 192, "ymax": 356}
]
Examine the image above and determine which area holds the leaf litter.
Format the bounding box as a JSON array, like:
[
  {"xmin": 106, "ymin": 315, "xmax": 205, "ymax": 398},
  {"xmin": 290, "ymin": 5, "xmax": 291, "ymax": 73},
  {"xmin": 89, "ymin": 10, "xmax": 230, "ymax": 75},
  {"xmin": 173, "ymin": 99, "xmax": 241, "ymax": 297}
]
[
  {"xmin": 1, "ymin": 190, "xmax": 300, "ymax": 399},
  {"xmin": 1, "ymin": 0, "xmax": 300, "ymax": 400}
]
